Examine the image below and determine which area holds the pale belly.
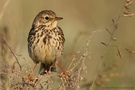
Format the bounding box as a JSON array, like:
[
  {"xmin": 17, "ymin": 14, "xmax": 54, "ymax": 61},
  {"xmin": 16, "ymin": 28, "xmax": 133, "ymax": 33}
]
[{"xmin": 29, "ymin": 36, "xmax": 62, "ymax": 64}]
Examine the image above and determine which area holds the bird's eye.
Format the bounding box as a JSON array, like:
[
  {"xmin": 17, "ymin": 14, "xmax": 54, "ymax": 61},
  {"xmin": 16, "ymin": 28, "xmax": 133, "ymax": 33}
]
[{"xmin": 45, "ymin": 16, "xmax": 49, "ymax": 20}]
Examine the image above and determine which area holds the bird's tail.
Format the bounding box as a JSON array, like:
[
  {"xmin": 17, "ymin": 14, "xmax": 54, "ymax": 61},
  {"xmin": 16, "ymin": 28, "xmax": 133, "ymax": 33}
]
[{"xmin": 39, "ymin": 62, "xmax": 56, "ymax": 75}]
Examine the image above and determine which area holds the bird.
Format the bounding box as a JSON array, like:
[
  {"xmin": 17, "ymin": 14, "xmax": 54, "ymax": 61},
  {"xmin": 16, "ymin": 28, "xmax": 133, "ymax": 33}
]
[{"xmin": 27, "ymin": 10, "xmax": 65, "ymax": 75}]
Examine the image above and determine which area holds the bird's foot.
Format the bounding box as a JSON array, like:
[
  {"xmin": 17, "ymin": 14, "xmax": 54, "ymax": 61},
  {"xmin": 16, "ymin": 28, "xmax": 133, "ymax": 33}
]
[
  {"xmin": 55, "ymin": 61, "xmax": 70, "ymax": 81},
  {"xmin": 59, "ymin": 71, "xmax": 70, "ymax": 82},
  {"xmin": 27, "ymin": 74, "xmax": 35, "ymax": 82},
  {"xmin": 27, "ymin": 63, "xmax": 38, "ymax": 82},
  {"xmin": 23, "ymin": 74, "xmax": 40, "ymax": 87}
]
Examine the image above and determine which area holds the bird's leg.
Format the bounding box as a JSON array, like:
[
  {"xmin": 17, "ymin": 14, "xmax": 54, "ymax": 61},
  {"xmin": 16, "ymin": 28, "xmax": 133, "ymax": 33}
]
[
  {"xmin": 28, "ymin": 63, "xmax": 38, "ymax": 82},
  {"xmin": 55, "ymin": 61, "xmax": 69, "ymax": 78},
  {"xmin": 32, "ymin": 63, "xmax": 38, "ymax": 73}
]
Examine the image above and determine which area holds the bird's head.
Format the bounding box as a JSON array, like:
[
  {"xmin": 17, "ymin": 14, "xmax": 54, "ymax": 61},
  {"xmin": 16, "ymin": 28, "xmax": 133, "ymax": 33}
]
[{"xmin": 33, "ymin": 10, "xmax": 63, "ymax": 29}]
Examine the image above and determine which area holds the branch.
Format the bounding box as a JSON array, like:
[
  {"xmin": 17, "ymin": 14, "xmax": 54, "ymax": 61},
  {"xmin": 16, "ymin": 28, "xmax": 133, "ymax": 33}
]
[{"xmin": 1, "ymin": 38, "xmax": 22, "ymax": 70}]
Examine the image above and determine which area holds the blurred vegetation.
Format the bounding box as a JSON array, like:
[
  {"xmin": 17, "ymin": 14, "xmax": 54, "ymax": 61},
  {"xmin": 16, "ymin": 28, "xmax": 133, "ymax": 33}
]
[{"xmin": 0, "ymin": 0, "xmax": 135, "ymax": 90}]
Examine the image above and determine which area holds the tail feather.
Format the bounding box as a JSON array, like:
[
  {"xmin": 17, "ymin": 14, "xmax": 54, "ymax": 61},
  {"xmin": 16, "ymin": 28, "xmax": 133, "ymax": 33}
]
[{"xmin": 39, "ymin": 62, "xmax": 56, "ymax": 75}]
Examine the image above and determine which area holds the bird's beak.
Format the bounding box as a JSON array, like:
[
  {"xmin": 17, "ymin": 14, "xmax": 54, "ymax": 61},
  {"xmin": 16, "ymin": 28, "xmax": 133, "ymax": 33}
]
[{"xmin": 54, "ymin": 17, "xmax": 63, "ymax": 21}]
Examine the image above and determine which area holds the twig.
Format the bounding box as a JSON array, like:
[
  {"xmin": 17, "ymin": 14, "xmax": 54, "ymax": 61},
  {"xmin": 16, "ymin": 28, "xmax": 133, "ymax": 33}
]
[
  {"xmin": 1, "ymin": 38, "xmax": 22, "ymax": 70},
  {"xmin": 90, "ymin": 0, "xmax": 134, "ymax": 90}
]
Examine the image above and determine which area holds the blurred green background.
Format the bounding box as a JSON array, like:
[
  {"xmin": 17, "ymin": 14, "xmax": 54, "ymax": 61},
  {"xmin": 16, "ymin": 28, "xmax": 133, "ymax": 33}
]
[{"xmin": 0, "ymin": 0, "xmax": 135, "ymax": 90}]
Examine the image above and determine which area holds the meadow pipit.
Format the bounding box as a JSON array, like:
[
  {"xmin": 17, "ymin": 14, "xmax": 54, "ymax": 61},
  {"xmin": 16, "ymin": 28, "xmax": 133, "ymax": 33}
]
[{"xmin": 28, "ymin": 10, "xmax": 65, "ymax": 75}]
